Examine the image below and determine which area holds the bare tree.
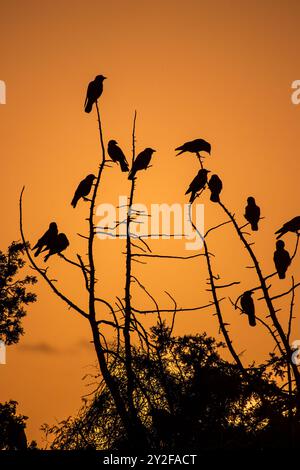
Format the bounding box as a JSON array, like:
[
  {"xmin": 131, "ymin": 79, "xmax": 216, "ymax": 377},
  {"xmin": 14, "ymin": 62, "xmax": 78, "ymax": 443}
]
[{"xmin": 19, "ymin": 80, "xmax": 300, "ymax": 450}]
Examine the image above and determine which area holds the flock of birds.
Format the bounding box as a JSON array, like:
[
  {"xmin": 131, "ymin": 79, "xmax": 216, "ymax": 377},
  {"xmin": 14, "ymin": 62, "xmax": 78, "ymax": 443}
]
[{"xmin": 32, "ymin": 74, "xmax": 300, "ymax": 327}]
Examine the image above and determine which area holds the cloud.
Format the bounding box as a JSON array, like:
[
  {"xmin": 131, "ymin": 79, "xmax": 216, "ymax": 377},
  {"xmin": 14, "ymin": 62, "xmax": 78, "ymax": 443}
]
[
  {"xmin": 18, "ymin": 339, "xmax": 94, "ymax": 355},
  {"xmin": 19, "ymin": 342, "xmax": 58, "ymax": 354}
]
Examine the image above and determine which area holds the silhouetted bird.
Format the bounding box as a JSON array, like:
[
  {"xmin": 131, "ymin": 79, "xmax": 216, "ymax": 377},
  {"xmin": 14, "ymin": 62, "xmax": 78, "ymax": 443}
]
[
  {"xmin": 185, "ymin": 169, "xmax": 210, "ymax": 203},
  {"xmin": 128, "ymin": 148, "xmax": 156, "ymax": 180},
  {"xmin": 107, "ymin": 140, "xmax": 129, "ymax": 172},
  {"xmin": 273, "ymin": 240, "xmax": 291, "ymax": 279},
  {"xmin": 175, "ymin": 138, "xmax": 211, "ymax": 156},
  {"xmin": 275, "ymin": 216, "xmax": 300, "ymax": 239},
  {"xmin": 71, "ymin": 174, "xmax": 96, "ymax": 208},
  {"xmin": 244, "ymin": 196, "xmax": 260, "ymax": 231},
  {"xmin": 84, "ymin": 75, "xmax": 106, "ymax": 113},
  {"xmin": 208, "ymin": 174, "xmax": 223, "ymax": 202},
  {"xmin": 240, "ymin": 291, "xmax": 256, "ymax": 327},
  {"xmin": 32, "ymin": 222, "xmax": 58, "ymax": 257},
  {"xmin": 44, "ymin": 233, "xmax": 69, "ymax": 262}
]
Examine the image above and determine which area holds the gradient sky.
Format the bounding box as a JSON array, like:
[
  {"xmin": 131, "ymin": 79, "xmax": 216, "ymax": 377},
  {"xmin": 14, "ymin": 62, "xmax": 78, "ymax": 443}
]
[{"xmin": 0, "ymin": 0, "xmax": 300, "ymax": 445}]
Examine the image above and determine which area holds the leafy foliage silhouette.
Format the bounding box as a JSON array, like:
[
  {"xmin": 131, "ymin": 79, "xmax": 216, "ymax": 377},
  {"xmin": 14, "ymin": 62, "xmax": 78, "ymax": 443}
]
[
  {"xmin": 0, "ymin": 242, "xmax": 36, "ymax": 345},
  {"xmin": 43, "ymin": 331, "xmax": 298, "ymax": 451},
  {"xmin": 0, "ymin": 242, "xmax": 37, "ymax": 450}
]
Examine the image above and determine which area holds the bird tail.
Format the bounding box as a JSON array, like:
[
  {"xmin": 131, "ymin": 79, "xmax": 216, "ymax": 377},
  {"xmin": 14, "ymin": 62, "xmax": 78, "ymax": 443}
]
[
  {"xmin": 120, "ymin": 159, "xmax": 129, "ymax": 172},
  {"xmin": 128, "ymin": 169, "xmax": 135, "ymax": 180},
  {"xmin": 248, "ymin": 314, "xmax": 256, "ymax": 327},
  {"xmin": 278, "ymin": 271, "xmax": 286, "ymax": 280},
  {"xmin": 44, "ymin": 253, "xmax": 50, "ymax": 262},
  {"xmin": 189, "ymin": 192, "xmax": 196, "ymax": 204},
  {"xmin": 34, "ymin": 247, "xmax": 42, "ymax": 257},
  {"xmin": 251, "ymin": 222, "xmax": 258, "ymax": 231},
  {"xmin": 84, "ymin": 100, "xmax": 93, "ymax": 113},
  {"xmin": 175, "ymin": 150, "xmax": 184, "ymax": 156},
  {"xmin": 40, "ymin": 244, "xmax": 51, "ymax": 253},
  {"xmin": 275, "ymin": 229, "xmax": 284, "ymax": 239},
  {"xmin": 210, "ymin": 192, "xmax": 220, "ymax": 203},
  {"xmin": 71, "ymin": 197, "xmax": 78, "ymax": 208}
]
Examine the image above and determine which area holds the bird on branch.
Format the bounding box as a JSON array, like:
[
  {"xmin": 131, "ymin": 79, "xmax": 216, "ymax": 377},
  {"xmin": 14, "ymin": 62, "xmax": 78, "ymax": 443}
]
[
  {"xmin": 244, "ymin": 197, "xmax": 260, "ymax": 231},
  {"xmin": 44, "ymin": 233, "xmax": 69, "ymax": 262},
  {"xmin": 107, "ymin": 140, "xmax": 129, "ymax": 172},
  {"xmin": 208, "ymin": 174, "xmax": 223, "ymax": 202},
  {"xmin": 273, "ymin": 240, "xmax": 291, "ymax": 279},
  {"xmin": 275, "ymin": 216, "xmax": 300, "ymax": 239},
  {"xmin": 84, "ymin": 75, "xmax": 106, "ymax": 113},
  {"xmin": 175, "ymin": 138, "xmax": 211, "ymax": 156},
  {"xmin": 32, "ymin": 222, "xmax": 58, "ymax": 257},
  {"xmin": 240, "ymin": 290, "xmax": 256, "ymax": 327},
  {"xmin": 128, "ymin": 148, "xmax": 156, "ymax": 180},
  {"xmin": 71, "ymin": 174, "xmax": 96, "ymax": 208},
  {"xmin": 185, "ymin": 169, "xmax": 210, "ymax": 203}
]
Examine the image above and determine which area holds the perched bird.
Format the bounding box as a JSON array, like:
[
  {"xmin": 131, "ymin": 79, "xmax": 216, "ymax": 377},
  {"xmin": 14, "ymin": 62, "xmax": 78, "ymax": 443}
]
[
  {"xmin": 84, "ymin": 75, "xmax": 106, "ymax": 113},
  {"xmin": 71, "ymin": 174, "xmax": 96, "ymax": 208},
  {"xmin": 175, "ymin": 138, "xmax": 211, "ymax": 156},
  {"xmin": 128, "ymin": 148, "xmax": 156, "ymax": 180},
  {"xmin": 185, "ymin": 169, "xmax": 210, "ymax": 204},
  {"xmin": 44, "ymin": 233, "xmax": 69, "ymax": 262},
  {"xmin": 240, "ymin": 291, "xmax": 256, "ymax": 327},
  {"xmin": 107, "ymin": 140, "xmax": 129, "ymax": 172},
  {"xmin": 273, "ymin": 240, "xmax": 291, "ymax": 279},
  {"xmin": 32, "ymin": 222, "xmax": 58, "ymax": 257},
  {"xmin": 275, "ymin": 216, "xmax": 300, "ymax": 239},
  {"xmin": 208, "ymin": 174, "xmax": 223, "ymax": 202},
  {"xmin": 244, "ymin": 197, "xmax": 260, "ymax": 231}
]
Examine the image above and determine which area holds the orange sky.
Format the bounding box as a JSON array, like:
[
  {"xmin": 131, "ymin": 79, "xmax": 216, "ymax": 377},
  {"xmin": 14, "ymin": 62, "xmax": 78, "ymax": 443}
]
[{"xmin": 0, "ymin": 0, "xmax": 300, "ymax": 446}]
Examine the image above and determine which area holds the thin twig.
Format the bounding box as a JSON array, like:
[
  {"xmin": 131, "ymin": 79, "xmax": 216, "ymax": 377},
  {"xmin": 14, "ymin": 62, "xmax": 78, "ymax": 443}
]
[{"xmin": 188, "ymin": 203, "xmax": 245, "ymax": 373}]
